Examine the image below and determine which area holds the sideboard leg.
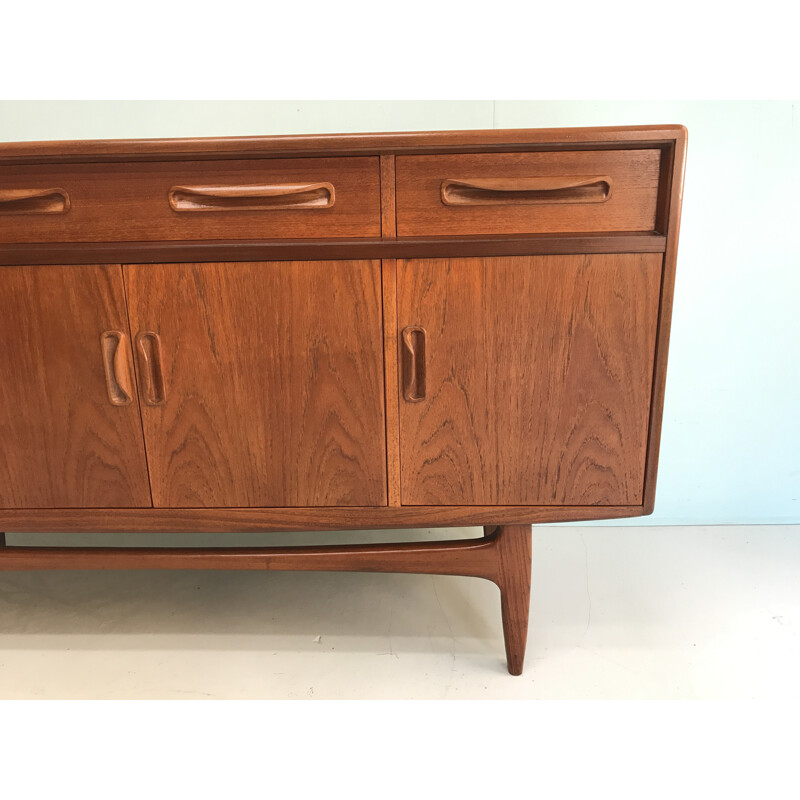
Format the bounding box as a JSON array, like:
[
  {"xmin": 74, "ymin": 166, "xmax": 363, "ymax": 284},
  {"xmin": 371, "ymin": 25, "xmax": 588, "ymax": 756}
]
[
  {"xmin": 494, "ymin": 524, "xmax": 532, "ymax": 676},
  {"xmin": 0, "ymin": 533, "xmax": 5, "ymax": 547}
]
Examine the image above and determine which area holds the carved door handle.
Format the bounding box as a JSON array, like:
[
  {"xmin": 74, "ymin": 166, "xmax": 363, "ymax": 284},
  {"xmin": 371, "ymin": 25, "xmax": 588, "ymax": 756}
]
[
  {"xmin": 135, "ymin": 332, "xmax": 166, "ymax": 406},
  {"xmin": 100, "ymin": 331, "xmax": 133, "ymax": 406},
  {"xmin": 401, "ymin": 326, "xmax": 426, "ymax": 402}
]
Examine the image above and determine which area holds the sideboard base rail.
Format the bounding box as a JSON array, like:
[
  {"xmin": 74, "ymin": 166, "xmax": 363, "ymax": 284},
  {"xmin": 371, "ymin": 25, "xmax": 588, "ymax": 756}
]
[{"xmin": 0, "ymin": 524, "xmax": 532, "ymax": 675}]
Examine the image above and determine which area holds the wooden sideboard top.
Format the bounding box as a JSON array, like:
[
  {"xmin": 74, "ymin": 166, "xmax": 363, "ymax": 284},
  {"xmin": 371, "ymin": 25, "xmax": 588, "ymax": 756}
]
[
  {"xmin": 0, "ymin": 125, "xmax": 686, "ymax": 266},
  {"xmin": 0, "ymin": 125, "xmax": 687, "ymax": 164}
]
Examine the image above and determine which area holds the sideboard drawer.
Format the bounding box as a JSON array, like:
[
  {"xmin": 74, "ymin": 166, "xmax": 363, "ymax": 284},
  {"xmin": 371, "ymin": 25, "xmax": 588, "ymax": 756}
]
[
  {"xmin": 0, "ymin": 157, "xmax": 381, "ymax": 242},
  {"xmin": 396, "ymin": 149, "xmax": 662, "ymax": 236}
]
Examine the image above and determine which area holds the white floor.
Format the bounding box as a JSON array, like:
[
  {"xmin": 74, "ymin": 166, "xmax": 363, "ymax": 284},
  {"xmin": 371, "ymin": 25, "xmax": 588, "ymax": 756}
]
[{"xmin": 0, "ymin": 525, "xmax": 797, "ymax": 699}]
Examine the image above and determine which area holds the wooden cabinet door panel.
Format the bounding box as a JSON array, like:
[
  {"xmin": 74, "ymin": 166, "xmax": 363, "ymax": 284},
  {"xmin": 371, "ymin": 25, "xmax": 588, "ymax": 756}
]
[
  {"xmin": 397, "ymin": 254, "xmax": 662, "ymax": 506},
  {"xmin": 124, "ymin": 260, "xmax": 387, "ymax": 508},
  {"xmin": 0, "ymin": 264, "xmax": 151, "ymax": 508}
]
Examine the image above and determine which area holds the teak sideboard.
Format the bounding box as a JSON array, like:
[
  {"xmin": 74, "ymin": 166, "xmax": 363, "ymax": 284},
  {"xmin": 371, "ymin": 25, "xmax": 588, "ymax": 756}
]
[{"xmin": 0, "ymin": 126, "xmax": 686, "ymax": 675}]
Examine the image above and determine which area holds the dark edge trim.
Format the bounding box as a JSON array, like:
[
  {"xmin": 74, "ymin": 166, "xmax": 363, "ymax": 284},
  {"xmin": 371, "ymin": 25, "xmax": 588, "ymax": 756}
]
[
  {"xmin": 0, "ymin": 504, "xmax": 645, "ymax": 533},
  {"xmin": 642, "ymin": 129, "xmax": 688, "ymax": 513},
  {"xmin": 0, "ymin": 127, "xmax": 687, "ymax": 166},
  {"xmin": 0, "ymin": 234, "xmax": 667, "ymax": 267}
]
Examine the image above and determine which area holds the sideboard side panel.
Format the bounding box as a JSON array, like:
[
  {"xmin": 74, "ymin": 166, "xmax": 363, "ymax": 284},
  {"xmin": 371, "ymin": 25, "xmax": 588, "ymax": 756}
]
[{"xmin": 642, "ymin": 133, "xmax": 688, "ymax": 512}]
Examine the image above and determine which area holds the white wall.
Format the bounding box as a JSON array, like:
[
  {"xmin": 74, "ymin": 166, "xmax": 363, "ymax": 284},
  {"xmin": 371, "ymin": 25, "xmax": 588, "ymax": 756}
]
[{"xmin": 1, "ymin": 100, "xmax": 797, "ymax": 525}]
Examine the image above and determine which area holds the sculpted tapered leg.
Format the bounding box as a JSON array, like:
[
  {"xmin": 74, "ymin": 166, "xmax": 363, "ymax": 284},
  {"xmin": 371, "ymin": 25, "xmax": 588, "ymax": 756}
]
[{"xmin": 493, "ymin": 525, "xmax": 532, "ymax": 676}]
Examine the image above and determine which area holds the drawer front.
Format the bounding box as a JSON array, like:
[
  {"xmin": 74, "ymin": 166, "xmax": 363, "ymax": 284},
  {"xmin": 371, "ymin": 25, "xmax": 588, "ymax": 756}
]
[
  {"xmin": 396, "ymin": 149, "xmax": 662, "ymax": 236},
  {"xmin": 0, "ymin": 157, "xmax": 381, "ymax": 242}
]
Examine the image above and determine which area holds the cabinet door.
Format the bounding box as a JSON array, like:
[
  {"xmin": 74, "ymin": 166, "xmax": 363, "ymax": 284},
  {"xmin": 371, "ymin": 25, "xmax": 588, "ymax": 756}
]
[
  {"xmin": 0, "ymin": 265, "xmax": 151, "ymax": 508},
  {"xmin": 397, "ymin": 254, "xmax": 662, "ymax": 506},
  {"xmin": 124, "ymin": 260, "xmax": 387, "ymax": 507}
]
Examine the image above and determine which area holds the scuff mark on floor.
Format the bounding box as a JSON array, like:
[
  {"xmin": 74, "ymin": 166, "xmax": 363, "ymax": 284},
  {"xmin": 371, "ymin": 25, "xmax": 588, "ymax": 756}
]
[
  {"xmin": 579, "ymin": 531, "xmax": 592, "ymax": 643},
  {"xmin": 432, "ymin": 576, "xmax": 457, "ymax": 698}
]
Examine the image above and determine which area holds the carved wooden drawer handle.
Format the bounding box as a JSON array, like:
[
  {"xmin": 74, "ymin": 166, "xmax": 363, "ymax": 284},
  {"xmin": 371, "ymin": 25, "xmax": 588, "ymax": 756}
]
[
  {"xmin": 0, "ymin": 188, "xmax": 70, "ymax": 215},
  {"xmin": 440, "ymin": 176, "xmax": 612, "ymax": 206},
  {"xmin": 402, "ymin": 326, "xmax": 427, "ymax": 403},
  {"xmin": 100, "ymin": 331, "xmax": 133, "ymax": 406},
  {"xmin": 135, "ymin": 332, "xmax": 166, "ymax": 406},
  {"xmin": 168, "ymin": 182, "xmax": 336, "ymax": 212}
]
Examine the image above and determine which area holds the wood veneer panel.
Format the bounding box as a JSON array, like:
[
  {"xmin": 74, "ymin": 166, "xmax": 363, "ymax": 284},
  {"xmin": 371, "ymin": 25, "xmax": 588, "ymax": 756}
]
[
  {"xmin": 643, "ymin": 132, "xmax": 688, "ymax": 512},
  {"xmin": 124, "ymin": 260, "xmax": 387, "ymax": 507},
  {"xmin": 0, "ymin": 233, "xmax": 667, "ymax": 267},
  {"xmin": 493, "ymin": 524, "xmax": 532, "ymax": 675},
  {"xmin": 379, "ymin": 155, "xmax": 396, "ymax": 237},
  {"xmin": 0, "ymin": 264, "xmax": 151, "ymax": 508},
  {"xmin": 397, "ymin": 254, "xmax": 662, "ymax": 506},
  {"xmin": 381, "ymin": 259, "xmax": 402, "ymax": 506},
  {"xmin": 0, "ymin": 525, "xmax": 519, "ymax": 575},
  {"xmin": 0, "ymin": 157, "xmax": 380, "ymax": 243},
  {"xmin": 0, "ymin": 504, "xmax": 643, "ymax": 532},
  {"xmin": 396, "ymin": 150, "xmax": 662, "ymax": 236}
]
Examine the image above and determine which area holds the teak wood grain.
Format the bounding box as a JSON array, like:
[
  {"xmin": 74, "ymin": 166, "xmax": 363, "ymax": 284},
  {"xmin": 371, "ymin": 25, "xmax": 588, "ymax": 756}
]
[
  {"xmin": 379, "ymin": 155, "xmax": 397, "ymax": 238},
  {"xmin": 396, "ymin": 149, "xmax": 662, "ymax": 236},
  {"xmin": 0, "ymin": 157, "xmax": 381, "ymax": 243},
  {"xmin": 0, "ymin": 233, "xmax": 667, "ymax": 268},
  {"xmin": 485, "ymin": 525, "xmax": 532, "ymax": 675},
  {"xmin": 0, "ymin": 126, "xmax": 687, "ymax": 676},
  {"xmin": 123, "ymin": 260, "xmax": 387, "ymax": 507},
  {"xmin": 381, "ymin": 258, "xmax": 402, "ymax": 506},
  {"xmin": 0, "ymin": 504, "xmax": 643, "ymax": 533},
  {"xmin": 397, "ymin": 254, "xmax": 662, "ymax": 506},
  {"xmin": 643, "ymin": 130, "xmax": 687, "ymax": 511},
  {"xmin": 0, "ymin": 526, "xmax": 525, "ymax": 577},
  {"xmin": 0, "ymin": 264, "xmax": 151, "ymax": 508},
  {"xmin": 0, "ymin": 125, "xmax": 687, "ymax": 164}
]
